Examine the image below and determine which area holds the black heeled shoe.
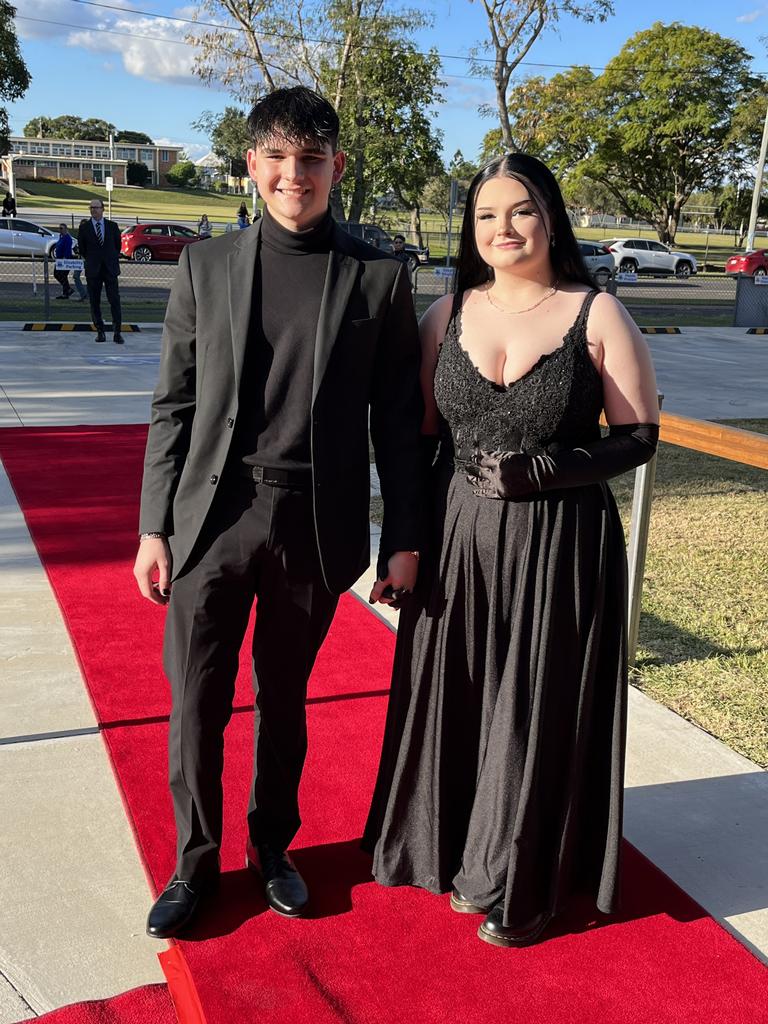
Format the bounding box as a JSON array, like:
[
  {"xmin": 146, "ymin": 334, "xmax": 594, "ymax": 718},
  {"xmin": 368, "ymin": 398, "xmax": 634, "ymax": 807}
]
[
  {"xmin": 449, "ymin": 889, "xmax": 488, "ymax": 914},
  {"xmin": 478, "ymin": 903, "xmax": 551, "ymax": 947}
]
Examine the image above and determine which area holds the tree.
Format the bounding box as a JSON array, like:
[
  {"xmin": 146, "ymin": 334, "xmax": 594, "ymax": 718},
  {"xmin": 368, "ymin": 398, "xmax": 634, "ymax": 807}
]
[
  {"xmin": 23, "ymin": 115, "xmax": 117, "ymax": 140},
  {"xmin": 166, "ymin": 161, "xmax": 199, "ymax": 187},
  {"xmin": 193, "ymin": 106, "xmax": 250, "ymax": 185},
  {"xmin": 468, "ymin": 0, "xmax": 613, "ymax": 152},
  {"xmin": 127, "ymin": 160, "xmax": 151, "ymax": 187},
  {"xmin": 116, "ymin": 130, "xmax": 154, "ymax": 145},
  {"xmin": 569, "ymin": 23, "xmax": 762, "ymax": 243},
  {"xmin": 186, "ymin": 1, "xmax": 444, "ymax": 221},
  {"xmin": 0, "ymin": 2, "xmax": 31, "ymax": 155}
]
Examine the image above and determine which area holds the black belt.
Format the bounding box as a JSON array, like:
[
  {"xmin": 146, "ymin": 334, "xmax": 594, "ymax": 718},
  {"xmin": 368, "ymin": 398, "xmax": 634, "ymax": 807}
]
[{"xmin": 238, "ymin": 463, "xmax": 312, "ymax": 488}]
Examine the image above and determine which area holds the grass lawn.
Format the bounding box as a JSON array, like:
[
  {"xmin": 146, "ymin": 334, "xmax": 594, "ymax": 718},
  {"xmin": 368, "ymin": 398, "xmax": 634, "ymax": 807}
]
[
  {"xmin": 17, "ymin": 181, "xmax": 252, "ymax": 225},
  {"xmin": 370, "ymin": 420, "xmax": 768, "ymax": 768}
]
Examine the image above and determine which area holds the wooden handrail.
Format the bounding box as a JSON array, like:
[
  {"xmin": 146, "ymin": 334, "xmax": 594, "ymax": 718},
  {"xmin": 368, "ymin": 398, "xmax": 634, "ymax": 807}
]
[{"xmin": 659, "ymin": 413, "xmax": 768, "ymax": 470}]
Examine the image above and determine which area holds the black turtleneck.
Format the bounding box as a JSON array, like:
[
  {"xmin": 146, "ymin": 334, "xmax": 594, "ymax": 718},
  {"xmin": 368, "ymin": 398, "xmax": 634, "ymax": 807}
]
[{"xmin": 235, "ymin": 207, "xmax": 333, "ymax": 472}]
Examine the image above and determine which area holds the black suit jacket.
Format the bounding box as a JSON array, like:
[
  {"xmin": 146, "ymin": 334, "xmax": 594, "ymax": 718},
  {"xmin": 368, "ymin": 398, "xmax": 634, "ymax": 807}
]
[
  {"xmin": 139, "ymin": 220, "xmax": 424, "ymax": 594},
  {"xmin": 77, "ymin": 218, "xmax": 122, "ymax": 278}
]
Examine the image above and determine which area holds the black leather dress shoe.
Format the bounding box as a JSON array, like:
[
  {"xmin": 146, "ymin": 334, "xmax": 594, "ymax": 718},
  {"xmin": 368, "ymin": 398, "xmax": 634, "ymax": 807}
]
[
  {"xmin": 449, "ymin": 889, "xmax": 488, "ymax": 914},
  {"xmin": 246, "ymin": 841, "xmax": 308, "ymax": 917},
  {"xmin": 113, "ymin": 333, "xmax": 125, "ymax": 345},
  {"xmin": 95, "ymin": 331, "xmax": 106, "ymax": 343},
  {"xmin": 477, "ymin": 904, "xmax": 551, "ymax": 948},
  {"xmin": 146, "ymin": 877, "xmax": 209, "ymax": 938}
]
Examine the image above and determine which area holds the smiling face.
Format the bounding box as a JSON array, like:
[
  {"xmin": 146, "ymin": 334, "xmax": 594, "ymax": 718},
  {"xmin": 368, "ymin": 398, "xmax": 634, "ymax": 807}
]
[
  {"xmin": 246, "ymin": 136, "xmax": 345, "ymax": 232},
  {"xmin": 474, "ymin": 174, "xmax": 552, "ymax": 277}
]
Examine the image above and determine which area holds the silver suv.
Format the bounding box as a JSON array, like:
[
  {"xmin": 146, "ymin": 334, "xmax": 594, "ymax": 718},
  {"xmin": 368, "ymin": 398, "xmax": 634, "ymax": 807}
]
[{"xmin": 601, "ymin": 238, "xmax": 697, "ymax": 278}]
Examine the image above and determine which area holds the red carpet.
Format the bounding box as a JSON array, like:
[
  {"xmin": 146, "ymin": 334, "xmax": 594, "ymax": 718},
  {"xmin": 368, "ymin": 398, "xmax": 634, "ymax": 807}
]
[
  {"xmin": 32, "ymin": 985, "xmax": 176, "ymax": 1023},
  {"xmin": 2, "ymin": 424, "xmax": 766, "ymax": 1024}
]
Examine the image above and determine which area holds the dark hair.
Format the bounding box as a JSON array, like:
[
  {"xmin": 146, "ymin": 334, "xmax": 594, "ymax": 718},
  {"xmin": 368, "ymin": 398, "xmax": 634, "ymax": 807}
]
[
  {"xmin": 454, "ymin": 152, "xmax": 594, "ymax": 296},
  {"xmin": 247, "ymin": 87, "xmax": 339, "ymax": 152},
  {"xmin": 393, "ymin": 234, "xmax": 405, "ymax": 243}
]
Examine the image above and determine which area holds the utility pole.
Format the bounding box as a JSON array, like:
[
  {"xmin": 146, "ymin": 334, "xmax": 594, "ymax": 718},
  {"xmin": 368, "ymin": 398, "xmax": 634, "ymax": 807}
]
[{"xmin": 746, "ymin": 101, "xmax": 768, "ymax": 251}]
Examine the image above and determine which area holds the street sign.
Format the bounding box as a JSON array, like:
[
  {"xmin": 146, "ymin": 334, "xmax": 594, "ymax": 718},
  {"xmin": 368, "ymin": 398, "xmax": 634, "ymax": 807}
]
[
  {"xmin": 105, "ymin": 176, "xmax": 114, "ymax": 192},
  {"xmin": 754, "ymin": 275, "xmax": 768, "ymax": 285},
  {"xmin": 55, "ymin": 259, "xmax": 84, "ymax": 271},
  {"xmin": 434, "ymin": 267, "xmax": 454, "ymax": 278},
  {"xmin": 616, "ymin": 272, "xmax": 638, "ymax": 283}
]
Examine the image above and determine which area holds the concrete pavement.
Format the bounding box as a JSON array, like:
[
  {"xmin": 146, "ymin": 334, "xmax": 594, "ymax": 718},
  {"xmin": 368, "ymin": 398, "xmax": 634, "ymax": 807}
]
[{"xmin": 0, "ymin": 323, "xmax": 765, "ymax": 1019}]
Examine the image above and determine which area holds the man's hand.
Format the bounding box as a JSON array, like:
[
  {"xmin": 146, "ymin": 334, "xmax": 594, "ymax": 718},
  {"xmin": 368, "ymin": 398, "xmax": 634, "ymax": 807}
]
[
  {"xmin": 133, "ymin": 536, "xmax": 173, "ymax": 606},
  {"xmin": 369, "ymin": 551, "xmax": 419, "ymax": 606}
]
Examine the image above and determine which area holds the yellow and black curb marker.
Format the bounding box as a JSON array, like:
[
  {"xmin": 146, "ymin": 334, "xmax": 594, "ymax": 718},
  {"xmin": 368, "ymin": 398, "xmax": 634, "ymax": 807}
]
[
  {"xmin": 23, "ymin": 323, "xmax": 141, "ymax": 333},
  {"xmin": 639, "ymin": 327, "xmax": 682, "ymax": 335},
  {"xmin": 747, "ymin": 327, "xmax": 768, "ymax": 334}
]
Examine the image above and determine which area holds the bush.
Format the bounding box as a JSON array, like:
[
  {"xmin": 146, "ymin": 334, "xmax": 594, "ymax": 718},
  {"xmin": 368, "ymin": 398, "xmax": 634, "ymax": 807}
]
[
  {"xmin": 127, "ymin": 160, "xmax": 150, "ymax": 187},
  {"xmin": 166, "ymin": 161, "xmax": 199, "ymax": 188}
]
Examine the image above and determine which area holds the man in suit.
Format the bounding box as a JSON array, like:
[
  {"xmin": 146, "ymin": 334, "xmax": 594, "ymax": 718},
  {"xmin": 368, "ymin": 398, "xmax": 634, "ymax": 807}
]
[
  {"xmin": 134, "ymin": 87, "xmax": 424, "ymax": 937},
  {"xmin": 77, "ymin": 198, "xmax": 124, "ymax": 344}
]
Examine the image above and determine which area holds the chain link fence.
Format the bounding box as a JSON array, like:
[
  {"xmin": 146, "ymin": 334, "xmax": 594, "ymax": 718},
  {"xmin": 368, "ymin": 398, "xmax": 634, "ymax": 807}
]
[
  {"xmin": 0, "ymin": 256, "xmax": 178, "ymax": 322},
  {"xmin": 1, "ymin": 257, "xmax": 758, "ymax": 330}
]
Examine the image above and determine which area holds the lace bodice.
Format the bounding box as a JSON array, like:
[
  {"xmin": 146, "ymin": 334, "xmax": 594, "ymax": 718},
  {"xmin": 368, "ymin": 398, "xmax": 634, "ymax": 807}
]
[{"xmin": 433, "ymin": 290, "xmax": 604, "ymax": 458}]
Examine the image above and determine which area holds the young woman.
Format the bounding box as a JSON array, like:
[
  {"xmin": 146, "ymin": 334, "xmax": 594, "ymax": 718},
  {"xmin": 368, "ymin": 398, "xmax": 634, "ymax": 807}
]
[
  {"xmin": 236, "ymin": 202, "xmax": 249, "ymax": 229},
  {"xmin": 197, "ymin": 214, "xmax": 212, "ymax": 238},
  {"xmin": 365, "ymin": 153, "xmax": 659, "ymax": 947}
]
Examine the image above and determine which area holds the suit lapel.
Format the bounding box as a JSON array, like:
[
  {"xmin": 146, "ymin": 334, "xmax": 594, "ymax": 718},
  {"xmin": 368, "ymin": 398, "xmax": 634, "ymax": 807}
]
[
  {"xmin": 227, "ymin": 221, "xmax": 262, "ymax": 394},
  {"xmin": 312, "ymin": 246, "xmax": 358, "ymax": 404}
]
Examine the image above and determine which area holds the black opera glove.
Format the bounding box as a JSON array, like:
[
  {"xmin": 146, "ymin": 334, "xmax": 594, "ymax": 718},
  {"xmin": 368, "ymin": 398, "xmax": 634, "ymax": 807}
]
[{"xmin": 466, "ymin": 423, "xmax": 660, "ymax": 500}]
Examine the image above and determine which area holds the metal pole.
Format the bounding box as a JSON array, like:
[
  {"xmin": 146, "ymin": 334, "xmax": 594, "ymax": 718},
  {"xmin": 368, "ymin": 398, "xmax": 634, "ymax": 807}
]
[
  {"xmin": 626, "ymin": 392, "xmax": 664, "ymax": 669},
  {"xmin": 43, "ymin": 256, "xmax": 50, "ymax": 321},
  {"xmin": 746, "ymin": 102, "xmax": 768, "ymax": 251}
]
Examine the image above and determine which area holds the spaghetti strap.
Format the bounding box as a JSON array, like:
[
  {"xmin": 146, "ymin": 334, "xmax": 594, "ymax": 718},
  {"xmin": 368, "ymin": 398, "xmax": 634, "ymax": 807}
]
[{"xmin": 574, "ymin": 289, "xmax": 599, "ymax": 333}]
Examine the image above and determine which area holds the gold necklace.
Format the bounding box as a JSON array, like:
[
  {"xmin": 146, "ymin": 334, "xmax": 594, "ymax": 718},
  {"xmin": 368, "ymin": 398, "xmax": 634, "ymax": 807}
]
[{"xmin": 485, "ymin": 281, "xmax": 558, "ymax": 315}]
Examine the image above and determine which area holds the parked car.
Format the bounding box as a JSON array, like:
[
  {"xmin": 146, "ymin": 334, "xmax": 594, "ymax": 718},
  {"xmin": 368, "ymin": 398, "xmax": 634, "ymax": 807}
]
[
  {"xmin": 577, "ymin": 240, "xmax": 614, "ymax": 286},
  {"xmin": 0, "ymin": 218, "xmax": 57, "ymax": 257},
  {"xmin": 724, "ymin": 250, "xmax": 768, "ymax": 277},
  {"xmin": 121, "ymin": 223, "xmax": 201, "ymax": 263},
  {"xmin": 600, "ymin": 238, "xmax": 697, "ymax": 278},
  {"xmin": 337, "ymin": 222, "xmax": 429, "ymax": 267}
]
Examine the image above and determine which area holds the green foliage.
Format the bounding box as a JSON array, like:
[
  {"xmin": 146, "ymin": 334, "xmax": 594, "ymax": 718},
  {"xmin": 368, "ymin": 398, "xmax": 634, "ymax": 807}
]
[
  {"xmin": 115, "ymin": 130, "xmax": 154, "ymax": 145},
  {"xmin": 193, "ymin": 106, "xmax": 249, "ymax": 179},
  {"xmin": 0, "ymin": 1, "xmax": 31, "ymax": 155},
  {"xmin": 127, "ymin": 160, "xmax": 151, "ymax": 187},
  {"xmin": 166, "ymin": 161, "xmax": 199, "ymax": 187}
]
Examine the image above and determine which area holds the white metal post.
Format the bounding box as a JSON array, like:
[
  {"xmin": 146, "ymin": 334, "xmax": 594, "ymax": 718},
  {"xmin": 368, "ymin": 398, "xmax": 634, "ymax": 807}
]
[{"xmin": 746, "ymin": 102, "xmax": 768, "ymax": 252}]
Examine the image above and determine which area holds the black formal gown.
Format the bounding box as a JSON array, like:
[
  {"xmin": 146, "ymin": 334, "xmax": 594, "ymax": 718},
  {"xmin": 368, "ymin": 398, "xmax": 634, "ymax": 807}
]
[{"xmin": 364, "ymin": 289, "xmax": 628, "ymax": 927}]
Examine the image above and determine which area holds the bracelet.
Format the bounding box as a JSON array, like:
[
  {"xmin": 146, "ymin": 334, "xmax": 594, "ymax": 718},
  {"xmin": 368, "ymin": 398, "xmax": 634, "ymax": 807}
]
[{"xmin": 139, "ymin": 532, "xmax": 166, "ymax": 541}]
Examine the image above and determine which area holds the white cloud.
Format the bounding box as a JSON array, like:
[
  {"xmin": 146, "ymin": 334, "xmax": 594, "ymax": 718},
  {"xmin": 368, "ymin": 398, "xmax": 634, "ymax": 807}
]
[
  {"xmin": 736, "ymin": 7, "xmax": 768, "ymax": 22},
  {"xmin": 16, "ymin": 0, "xmax": 207, "ymax": 85},
  {"xmin": 153, "ymin": 138, "xmax": 209, "ymax": 162},
  {"xmin": 444, "ymin": 78, "xmax": 495, "ymax": 112}
]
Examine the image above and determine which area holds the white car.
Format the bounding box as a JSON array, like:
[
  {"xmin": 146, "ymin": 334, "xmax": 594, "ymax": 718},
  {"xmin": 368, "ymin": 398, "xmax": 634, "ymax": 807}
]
[
  {"xmin": 0, "ymin": 218, "xmax": 57, "ymax": 257},
  {"xmin": 601, "ymin": 237, "xmax": 697, "ymax": 278},
  {"xmin": 578, "ymin": 240, "xmax": 614, "ymax": 286}
]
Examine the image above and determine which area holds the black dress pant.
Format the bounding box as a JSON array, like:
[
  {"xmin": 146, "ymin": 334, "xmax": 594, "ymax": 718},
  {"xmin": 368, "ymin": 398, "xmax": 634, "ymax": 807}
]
[
  {"xmin": 163, "ymin": 476, "xmax": 339, "ymax": 883},
  {"xmin": 86, "ymin": 269, "xmax": 121, "ymax": 333}
]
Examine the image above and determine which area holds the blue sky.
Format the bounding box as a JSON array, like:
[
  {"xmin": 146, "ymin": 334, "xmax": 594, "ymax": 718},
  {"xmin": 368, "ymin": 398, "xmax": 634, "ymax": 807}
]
[{"xmin": 11, "ymin": 1, "xmax": 768, "ymax": 165}]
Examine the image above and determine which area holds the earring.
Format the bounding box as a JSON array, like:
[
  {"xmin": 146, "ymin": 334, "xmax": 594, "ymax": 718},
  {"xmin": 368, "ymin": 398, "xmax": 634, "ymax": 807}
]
[{"xmin": 550, "ymin": 235, "xmax": 556, "ymax": 248}]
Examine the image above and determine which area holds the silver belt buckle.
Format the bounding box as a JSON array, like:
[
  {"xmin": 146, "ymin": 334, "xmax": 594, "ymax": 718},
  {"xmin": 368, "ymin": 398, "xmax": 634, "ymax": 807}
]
[{"xmin": 252, "ymin": 465, "xmax": 264, "ymax": 484}]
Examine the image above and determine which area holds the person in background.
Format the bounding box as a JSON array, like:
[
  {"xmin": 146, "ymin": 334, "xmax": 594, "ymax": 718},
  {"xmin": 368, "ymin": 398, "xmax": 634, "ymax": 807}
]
[
  {"xmin": 77, "ymin": 198, "xmax": 124, "ymax": 345},
  {"xmin": 52, "ymin": 223, "xmax": 75, "ymax": 299},
  {"xmin": 237, "ymin": 202, "xmax": 249, "ymax": 229},
  {"xmin": 71, "ymin": 233, "xmax": 88, "ymax": 301},
  {"xmin": 197, "ymin": 214, "xmax": 212, "ymax": 239},
  {"xmin": 2, "ymin": 192, "xmax": 16, "ymax": 217}
]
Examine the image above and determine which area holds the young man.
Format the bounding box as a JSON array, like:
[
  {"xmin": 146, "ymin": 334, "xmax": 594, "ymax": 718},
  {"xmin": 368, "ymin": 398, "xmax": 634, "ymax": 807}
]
[
  {"xmin": 135, "ymin": 87, "xmax": 424, "ymax": 937},
  {"xmin": 77, "ymin": 198, "xmax": 124, "ymax": 344}
]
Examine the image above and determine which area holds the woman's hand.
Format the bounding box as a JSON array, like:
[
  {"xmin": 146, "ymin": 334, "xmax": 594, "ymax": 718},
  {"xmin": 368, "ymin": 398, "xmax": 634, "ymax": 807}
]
[
  {"xmin": 133, "ymin": 536, "xmax": 173, "ymax": 606},
  {"xmin": 369, "ymin": 551, "xmax": 419, "ymax": 606}
]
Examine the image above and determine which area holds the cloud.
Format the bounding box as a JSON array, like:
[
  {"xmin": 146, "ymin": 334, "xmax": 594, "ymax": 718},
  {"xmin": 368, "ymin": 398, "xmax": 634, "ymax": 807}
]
[
  {"xmin": 736, "ymin": 7, "xmax": 768, "ymax": 22},
  {"xmin": 444, "ymin": 77, "xmax": 495, "ymax": 112},
  {"xmin": 153, "ymin": 138, "xmax": 209, "ymax": 162},
  {"xmin": 16, "ymin": 0, "xmax": 207, "ymax": 85}
]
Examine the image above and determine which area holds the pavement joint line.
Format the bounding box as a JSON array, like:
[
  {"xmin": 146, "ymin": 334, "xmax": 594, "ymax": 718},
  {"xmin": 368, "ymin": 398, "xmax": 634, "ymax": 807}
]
[
  {"xmin": 0, "ymin": 383, "xmax": 24, "ymax": 426},
  {"xmin": 0, "ymin": 725, "xmax": 100, "ymax": 747},
  {"xmin": 0, "ymin": 967, "xmax": 36, "ymax": 1015}
]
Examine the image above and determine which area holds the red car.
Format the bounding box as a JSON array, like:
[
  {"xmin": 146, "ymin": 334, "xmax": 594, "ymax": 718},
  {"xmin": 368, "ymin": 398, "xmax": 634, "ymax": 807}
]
[
  {"xmin": 725, "ymin": 249, "xmax": 768, "ymax": 276},
  {"xmin": 121, "ymin": 223, "xmax": 201, "ymax": 262}
]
